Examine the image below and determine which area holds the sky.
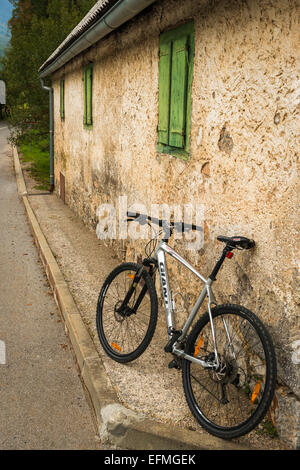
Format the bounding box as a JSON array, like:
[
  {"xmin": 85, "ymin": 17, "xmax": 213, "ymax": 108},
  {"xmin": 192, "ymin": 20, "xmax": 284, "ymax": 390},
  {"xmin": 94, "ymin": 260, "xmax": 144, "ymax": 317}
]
[
  {"xmin": 0, "ymin": 0, "xmax": 13, "ymax": 54},
  {"xmin": 0, "ymin": 0, "xmax": 13, "ymax": 33}
]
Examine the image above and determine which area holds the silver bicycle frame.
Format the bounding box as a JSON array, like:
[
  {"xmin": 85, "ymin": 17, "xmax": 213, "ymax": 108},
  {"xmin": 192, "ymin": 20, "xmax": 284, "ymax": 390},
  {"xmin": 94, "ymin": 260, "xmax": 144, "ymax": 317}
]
[{"xmin": 152, "ymin": 240, "xmax": 220, "ymax": 368}]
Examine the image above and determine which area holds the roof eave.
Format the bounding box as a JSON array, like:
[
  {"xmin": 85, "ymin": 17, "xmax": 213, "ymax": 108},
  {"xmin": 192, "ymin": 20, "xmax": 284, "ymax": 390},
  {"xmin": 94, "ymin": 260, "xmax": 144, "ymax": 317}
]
[{"xmin": 39, "ymin": 0, "xmax": 157, "ymax": 78}]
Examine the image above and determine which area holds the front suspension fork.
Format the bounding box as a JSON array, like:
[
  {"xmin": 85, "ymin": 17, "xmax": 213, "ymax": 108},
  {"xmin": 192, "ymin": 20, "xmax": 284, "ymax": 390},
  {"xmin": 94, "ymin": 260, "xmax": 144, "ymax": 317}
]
[{"xmin": 117, "ymin": 260, "xmax": 156, "ymax": 314}]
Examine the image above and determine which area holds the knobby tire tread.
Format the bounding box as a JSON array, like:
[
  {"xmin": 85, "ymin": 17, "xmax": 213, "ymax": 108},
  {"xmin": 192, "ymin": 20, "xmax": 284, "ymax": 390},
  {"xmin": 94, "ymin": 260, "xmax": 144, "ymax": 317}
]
[
  {"xmin": 96, "ymin": 262, "xmax": 158, "ymax": 363},
  {"xmin": 182, "ymin": 304, "xmax": 277, "ymax": 439}
]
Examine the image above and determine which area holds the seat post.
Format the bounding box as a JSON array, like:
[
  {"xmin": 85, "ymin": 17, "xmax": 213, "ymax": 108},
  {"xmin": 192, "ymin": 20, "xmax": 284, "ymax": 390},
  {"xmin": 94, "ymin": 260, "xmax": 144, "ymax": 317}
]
[{"xmin": 209, "ymin": 245, "xmax": 231, "ymax": 281}]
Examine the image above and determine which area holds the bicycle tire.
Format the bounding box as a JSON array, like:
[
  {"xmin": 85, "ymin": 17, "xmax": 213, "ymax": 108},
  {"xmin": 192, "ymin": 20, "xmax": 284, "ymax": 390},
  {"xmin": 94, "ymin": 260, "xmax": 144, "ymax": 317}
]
[
  {"xmin": 182, "ymin": 304, "xmax": 277, "ymax": 439},
  {"xmin": 96, "ymin": 262, "xmax": 158, "ymax": 363}
]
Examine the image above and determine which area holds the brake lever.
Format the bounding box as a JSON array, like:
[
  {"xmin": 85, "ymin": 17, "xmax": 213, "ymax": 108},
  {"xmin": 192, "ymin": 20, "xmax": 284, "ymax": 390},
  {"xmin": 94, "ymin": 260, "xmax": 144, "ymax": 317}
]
[{"xmin": 125, "ymin": 216, "xmax": 148, "ymax": 225}]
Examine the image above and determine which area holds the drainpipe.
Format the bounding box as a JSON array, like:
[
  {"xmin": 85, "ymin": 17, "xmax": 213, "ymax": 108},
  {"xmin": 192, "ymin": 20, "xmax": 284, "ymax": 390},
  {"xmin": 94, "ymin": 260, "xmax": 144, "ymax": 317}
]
[{"xmin": 40, "ymin": 78, "xmax": 54, "ymax": 192}]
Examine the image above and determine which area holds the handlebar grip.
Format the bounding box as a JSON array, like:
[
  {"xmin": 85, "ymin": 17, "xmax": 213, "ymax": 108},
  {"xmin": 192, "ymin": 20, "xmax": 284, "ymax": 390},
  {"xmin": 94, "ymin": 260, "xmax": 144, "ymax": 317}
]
[
  {"xmin": 126, "ymin": 212, "xmax": 149, "ymax": 225},
  {"xmin": 127, "ymin": 211, "xmax": 140, "ymax": 218},
  {"xmin": 126, "ymin": 212, "xmax": 166, "ymax": 228}
]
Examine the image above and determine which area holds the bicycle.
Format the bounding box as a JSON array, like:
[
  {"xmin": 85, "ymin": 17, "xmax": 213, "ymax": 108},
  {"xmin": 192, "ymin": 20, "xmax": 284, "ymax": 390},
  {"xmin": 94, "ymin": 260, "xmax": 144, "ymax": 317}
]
[{"xmin": 96, "ymin": 212, "xmax": 277, "ymax": 439}]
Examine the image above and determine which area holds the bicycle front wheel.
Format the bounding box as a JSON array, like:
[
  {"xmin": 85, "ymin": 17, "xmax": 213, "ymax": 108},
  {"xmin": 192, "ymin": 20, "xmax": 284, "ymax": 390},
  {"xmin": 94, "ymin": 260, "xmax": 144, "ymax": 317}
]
[
  {"xmin": 182, "ymin": 304, "xmax": 277, "ymax": 439},
  {"xmin": 96, "ymin": 262, "xmax": 158, "ymax": 363}
]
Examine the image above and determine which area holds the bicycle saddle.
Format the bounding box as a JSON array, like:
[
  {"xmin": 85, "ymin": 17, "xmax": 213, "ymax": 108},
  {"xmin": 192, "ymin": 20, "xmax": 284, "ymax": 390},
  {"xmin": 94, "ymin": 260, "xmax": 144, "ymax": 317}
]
[{"xmin": 217, "ymin": 236, "xmax": 255, "ymax": 250}]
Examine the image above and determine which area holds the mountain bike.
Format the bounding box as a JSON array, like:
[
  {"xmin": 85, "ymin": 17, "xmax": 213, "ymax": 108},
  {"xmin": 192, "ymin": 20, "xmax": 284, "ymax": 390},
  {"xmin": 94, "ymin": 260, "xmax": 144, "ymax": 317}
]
[{"xmin": 96, "ymin": 212, "xmax": 277, "ymax": 439}]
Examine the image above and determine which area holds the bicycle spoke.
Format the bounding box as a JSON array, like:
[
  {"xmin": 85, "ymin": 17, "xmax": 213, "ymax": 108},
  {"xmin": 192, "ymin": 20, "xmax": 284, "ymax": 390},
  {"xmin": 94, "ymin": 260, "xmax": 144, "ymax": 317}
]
[
  {"xmin": 184, "ymin": 308, "xmax": 273, "ymax": 432},
  {"xmin": 97, "ymin": 265, "xmax": 157, "ymax": 359},
  {"xmin": 190, "ymin": 373, "xmax": 223, "ymax": 405}
]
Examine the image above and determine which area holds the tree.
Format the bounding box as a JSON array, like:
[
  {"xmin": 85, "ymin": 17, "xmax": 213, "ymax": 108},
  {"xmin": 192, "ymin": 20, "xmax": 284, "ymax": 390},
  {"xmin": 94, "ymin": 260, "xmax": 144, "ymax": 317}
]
[{"xmin": 1, "ymin": 0, "xmax": 95, "ymax": 144}]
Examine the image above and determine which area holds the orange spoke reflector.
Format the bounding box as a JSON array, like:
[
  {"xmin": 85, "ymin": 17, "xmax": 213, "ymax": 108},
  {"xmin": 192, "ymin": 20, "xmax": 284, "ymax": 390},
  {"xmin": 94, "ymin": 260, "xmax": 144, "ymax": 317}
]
[
  {"xmin": 250, "ymin": 380, "xmax": 262, "ymax": 403},
  {"xmin": 111, "ymin": 342, "xmax": 122, "ymax": 352},
  {"xmin": 128, "ymin": 274, "xmax": 135, "ymax": 279},
  {"xmin": 194, "ymin": 338, "xmax": 204, "ymax": 357}
]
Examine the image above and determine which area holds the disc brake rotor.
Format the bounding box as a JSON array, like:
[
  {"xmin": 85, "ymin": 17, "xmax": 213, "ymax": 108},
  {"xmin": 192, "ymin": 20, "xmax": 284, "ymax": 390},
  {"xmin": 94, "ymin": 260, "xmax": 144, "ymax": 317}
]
[{"xmin": 208, "ymin": 356, "xmax": 239, "ymax": 385}]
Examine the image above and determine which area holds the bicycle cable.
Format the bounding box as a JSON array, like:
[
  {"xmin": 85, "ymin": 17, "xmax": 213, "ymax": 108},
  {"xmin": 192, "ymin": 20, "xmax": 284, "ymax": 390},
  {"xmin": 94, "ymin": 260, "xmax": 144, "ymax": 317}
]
[{"xmin": 144, "ymin": 223, "xmax": 163, "ymax": 258}]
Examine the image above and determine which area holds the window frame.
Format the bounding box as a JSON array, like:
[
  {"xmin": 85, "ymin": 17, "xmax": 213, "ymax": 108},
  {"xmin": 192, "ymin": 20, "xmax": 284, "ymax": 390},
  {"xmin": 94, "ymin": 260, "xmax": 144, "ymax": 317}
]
[
  {"xmin": 83, "ymin": 63, "xmax": 93, "ymax": 129},
  {"xmin": 157, "ymin": 22, "xmax": 195, "ymax": 160}
]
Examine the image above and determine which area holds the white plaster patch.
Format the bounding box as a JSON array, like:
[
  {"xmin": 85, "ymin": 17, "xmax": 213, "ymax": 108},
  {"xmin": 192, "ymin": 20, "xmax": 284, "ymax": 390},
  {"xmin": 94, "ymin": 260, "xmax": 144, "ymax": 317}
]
[
  {"xmin": 196, "ymin": 126, "xmax": 203, "ymax": 146},
  {"xmin": 0, "ymin": 340, "xmax": 6, "ymax": 365}
]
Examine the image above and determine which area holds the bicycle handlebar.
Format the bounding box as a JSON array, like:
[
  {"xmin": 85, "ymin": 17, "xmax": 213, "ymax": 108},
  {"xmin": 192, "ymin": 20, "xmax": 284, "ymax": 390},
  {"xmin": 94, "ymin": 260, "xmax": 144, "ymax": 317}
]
[
  {"xmin": 126, "ymin": 212, "xmax": 203, "ymax": 233},
  {"xmin": 126, "ymin": 213, "xmax": 255, "ymax": 250}
]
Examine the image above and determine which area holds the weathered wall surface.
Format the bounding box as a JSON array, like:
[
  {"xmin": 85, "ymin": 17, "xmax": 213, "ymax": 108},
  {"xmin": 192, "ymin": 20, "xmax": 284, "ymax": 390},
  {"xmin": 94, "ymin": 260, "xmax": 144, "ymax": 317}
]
[{"xmin": 52, "ymin": 0, "xmax": 300, "ymax": 447}]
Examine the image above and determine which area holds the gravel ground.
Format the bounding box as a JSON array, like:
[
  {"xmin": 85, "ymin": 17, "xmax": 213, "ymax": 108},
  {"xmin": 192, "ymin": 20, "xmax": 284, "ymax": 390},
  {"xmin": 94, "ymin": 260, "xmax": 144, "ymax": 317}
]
[{"xmin": 20, "ymin": 161, "xmax": 290, "ymax": 450}]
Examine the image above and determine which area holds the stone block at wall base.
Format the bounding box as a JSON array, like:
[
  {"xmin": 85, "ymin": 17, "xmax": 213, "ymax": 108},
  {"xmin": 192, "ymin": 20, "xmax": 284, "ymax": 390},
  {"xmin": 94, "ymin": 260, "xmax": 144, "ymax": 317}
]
[{"xmin": 275, "ymin": 389, "xmax": 300, "ymax": 450}]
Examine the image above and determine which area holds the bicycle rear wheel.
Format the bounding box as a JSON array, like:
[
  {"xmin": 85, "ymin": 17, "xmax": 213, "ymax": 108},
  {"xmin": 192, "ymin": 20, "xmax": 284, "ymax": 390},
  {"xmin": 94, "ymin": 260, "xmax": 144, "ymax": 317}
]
[
  {"xmin": 96, "ymin": 262, "xmax": 158, "ymax": 363},
  {"xmin": 182, "ymin": 304, "xmax": 277, "ymax": 439}
]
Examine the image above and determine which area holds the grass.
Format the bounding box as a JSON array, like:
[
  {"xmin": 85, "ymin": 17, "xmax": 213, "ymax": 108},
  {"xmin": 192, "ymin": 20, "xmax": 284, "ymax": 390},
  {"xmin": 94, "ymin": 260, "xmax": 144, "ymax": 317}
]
[
  {"xmin": 256, "ymin": 418, "xmax": 278, "ymax": 438},
  {"xmin": 20, "ymin": 135, "xmax": 50, "ymax": 191}
]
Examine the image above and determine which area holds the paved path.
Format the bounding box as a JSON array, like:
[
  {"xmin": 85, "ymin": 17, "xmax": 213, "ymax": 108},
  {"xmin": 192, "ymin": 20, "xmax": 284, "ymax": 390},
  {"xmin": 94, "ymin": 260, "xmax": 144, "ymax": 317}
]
[{"xmin": 0, "ymin": 124, "xmax": 102, "ymax": 449}]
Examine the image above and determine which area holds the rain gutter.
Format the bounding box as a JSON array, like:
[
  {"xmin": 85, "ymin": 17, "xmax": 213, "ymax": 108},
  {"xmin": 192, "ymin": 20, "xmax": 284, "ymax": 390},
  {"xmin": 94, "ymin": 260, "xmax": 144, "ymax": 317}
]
[{"xmin": 39, "ymin": 0, "xmax": 158, "ymax": 78}]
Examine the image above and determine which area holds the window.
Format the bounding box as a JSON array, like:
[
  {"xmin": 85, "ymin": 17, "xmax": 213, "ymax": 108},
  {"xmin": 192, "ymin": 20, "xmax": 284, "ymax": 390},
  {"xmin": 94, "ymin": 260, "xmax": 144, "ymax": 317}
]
[
  {"xmin": 157, "ymin": 22, "xmax": 194, "ymax": 159},
  {"xmin": 83, "ymin": 63, "xmax": 93, "ymax": 128},
  {"xmin": 60, "ymin": 79, "xmax": 65, "ymax": 120}
]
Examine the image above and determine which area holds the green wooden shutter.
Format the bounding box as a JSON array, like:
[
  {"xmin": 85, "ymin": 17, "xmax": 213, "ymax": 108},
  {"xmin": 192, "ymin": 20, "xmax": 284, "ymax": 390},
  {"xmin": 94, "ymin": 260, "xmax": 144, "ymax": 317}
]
[
  {"xmin": 158, "ymin": 41, "xmax": 172, "ymax": 145},
  {"xmin": 60, "ymin": 79, "xmax": 64, "ymax": 120},
  {"xmin": 86, "ymin": 65, "xmax": 93, "ymax": 126},
  {"xmin": 168, "ymin": 36, "xmax": 189, "ymax": 148},
  {"xmin": 83, "ymin": 64, "xmax": 93, "ymax": 127},
  {"xmin": 83, "ymin": 68, "xmax": 87, "ymax": 125}
]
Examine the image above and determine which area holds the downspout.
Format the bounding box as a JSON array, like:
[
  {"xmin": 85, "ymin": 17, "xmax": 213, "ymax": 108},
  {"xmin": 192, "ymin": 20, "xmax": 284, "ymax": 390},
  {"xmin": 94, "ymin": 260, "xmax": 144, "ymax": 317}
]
[{"xmin": 40, "ymin": 78, "xmax": 54, "ymax": 192}]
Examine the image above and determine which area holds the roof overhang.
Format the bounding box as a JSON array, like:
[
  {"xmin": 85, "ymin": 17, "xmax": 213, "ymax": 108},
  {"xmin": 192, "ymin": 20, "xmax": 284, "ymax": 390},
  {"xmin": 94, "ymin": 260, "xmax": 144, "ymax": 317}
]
[{"xmin": 39, "ymin": 0, "xmax": 158, "ymax": 78}]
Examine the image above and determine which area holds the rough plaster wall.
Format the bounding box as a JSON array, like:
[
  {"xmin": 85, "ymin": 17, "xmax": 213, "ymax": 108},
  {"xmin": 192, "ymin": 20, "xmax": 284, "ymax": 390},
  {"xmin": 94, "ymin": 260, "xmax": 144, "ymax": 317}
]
[{"xmin": 52, "ymin": 0, "xmax": 300, "ymax": 410}]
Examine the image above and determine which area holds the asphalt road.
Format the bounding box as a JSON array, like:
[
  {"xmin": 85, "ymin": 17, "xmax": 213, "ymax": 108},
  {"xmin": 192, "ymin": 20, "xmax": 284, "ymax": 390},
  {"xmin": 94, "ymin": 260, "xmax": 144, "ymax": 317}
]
[{"xmin": 0, "ymin": 123, "xmax": 102, "ymax": 449}]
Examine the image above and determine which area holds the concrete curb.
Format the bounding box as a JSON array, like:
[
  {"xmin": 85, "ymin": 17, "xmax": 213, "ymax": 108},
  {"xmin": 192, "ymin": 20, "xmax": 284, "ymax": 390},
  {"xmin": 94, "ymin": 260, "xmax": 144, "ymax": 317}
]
[{"xmin": 12, "ymin": 145, "xmax": 249, "ymax": 451}]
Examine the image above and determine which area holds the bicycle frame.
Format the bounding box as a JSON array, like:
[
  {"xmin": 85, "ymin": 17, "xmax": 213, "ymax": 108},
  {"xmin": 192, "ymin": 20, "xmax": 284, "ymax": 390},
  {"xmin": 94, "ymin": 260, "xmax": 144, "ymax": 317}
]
[{"xmin": 152, "ymin": 240, "xmax": 220, "ymax": 369}]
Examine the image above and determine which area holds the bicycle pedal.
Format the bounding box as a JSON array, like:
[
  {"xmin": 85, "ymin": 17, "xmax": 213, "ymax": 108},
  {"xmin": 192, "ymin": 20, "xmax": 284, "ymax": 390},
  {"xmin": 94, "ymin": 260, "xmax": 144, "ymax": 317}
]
[{"xmin": 168, "ymin": 359, "xmax": 181, "ymax": 370}]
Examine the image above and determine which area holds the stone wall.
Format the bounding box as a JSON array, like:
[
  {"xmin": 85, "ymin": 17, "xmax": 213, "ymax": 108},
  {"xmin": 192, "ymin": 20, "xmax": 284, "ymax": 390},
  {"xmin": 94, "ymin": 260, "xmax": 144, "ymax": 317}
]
[{"xmin": 52, "ymin": 0, "xmax": 300, "ymax": 448}]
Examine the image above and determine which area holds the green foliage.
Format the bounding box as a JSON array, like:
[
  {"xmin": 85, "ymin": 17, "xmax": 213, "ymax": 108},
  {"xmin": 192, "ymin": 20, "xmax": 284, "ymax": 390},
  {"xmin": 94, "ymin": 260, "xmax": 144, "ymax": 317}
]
[
  {"xmin": 20, "ymin": 132, "xmax": 50, "ymax": 190},
  {"xmin": 0, "ymin": 0, "xmax": 95, "ymax": 144},
  {"xmin": 256, "ymin": 419, "xmax": 278, "ymax": 439}
]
